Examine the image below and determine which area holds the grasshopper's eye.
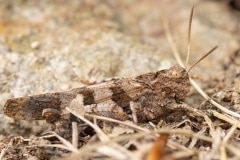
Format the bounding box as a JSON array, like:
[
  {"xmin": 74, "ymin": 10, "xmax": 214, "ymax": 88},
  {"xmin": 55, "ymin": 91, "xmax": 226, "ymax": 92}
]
[{"xmin": 172, "ymin": 70, "xmax": 182, "ymax": 78}]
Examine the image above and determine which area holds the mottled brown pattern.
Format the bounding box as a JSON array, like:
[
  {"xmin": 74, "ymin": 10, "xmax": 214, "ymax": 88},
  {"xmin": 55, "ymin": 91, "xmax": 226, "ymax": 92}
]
[{"xmin": 3, "ymin": 65, "xmax": 190, "ymax": 123}]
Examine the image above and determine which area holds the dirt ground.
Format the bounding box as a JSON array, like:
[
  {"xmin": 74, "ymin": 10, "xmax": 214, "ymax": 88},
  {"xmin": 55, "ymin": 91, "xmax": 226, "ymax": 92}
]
[{"xmin": 0, "ymin": 0, "xmax": 239, "ymax": 160}]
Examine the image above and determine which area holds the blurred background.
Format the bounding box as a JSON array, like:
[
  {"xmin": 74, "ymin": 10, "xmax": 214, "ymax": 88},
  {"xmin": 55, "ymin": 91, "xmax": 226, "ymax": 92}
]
[{"xmin": 0, "ymin": 0, "xmax": 239, "ymax": 136}]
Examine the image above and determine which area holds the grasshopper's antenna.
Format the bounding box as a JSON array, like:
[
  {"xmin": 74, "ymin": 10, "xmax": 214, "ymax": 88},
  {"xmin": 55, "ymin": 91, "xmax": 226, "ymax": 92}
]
[
  {"xmin": 185, "ymin": 5, "xmax": 195, "ymax": 69},
  {"xmin": 187, "ymin": 45, "xmax": 218, "ymax": 73},
  {"xmin": 185, "ymin": 6, "xmax": 217, "ymax": 73}
]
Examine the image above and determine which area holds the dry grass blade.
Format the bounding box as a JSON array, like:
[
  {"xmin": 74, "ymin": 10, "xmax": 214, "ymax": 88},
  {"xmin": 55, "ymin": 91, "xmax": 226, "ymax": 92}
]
[
  {"xmin": 220, "ymin": 122, "xmax": 238, "ymax": 160},
  {"xmin": 211, "ymin": 110, "xmax": 240, "ymax": 129},
  {"xmin": 204, "ymin": 128, "xmax": 222, "ymax": 160},
  {"xmin": 224, "ymin": 141, "xmax": 240, "ymax": 158},
  {"xmin": 67, "ymin": 132, "xmax": 149, "ymax": 159},
  {"xmin": 166, "ymin": 150, "xmax": 196, "ymax": 160},
  {"xmin": 72, "ymin": 122, "xmax": 79, "ymax": 148},
  {"xmin": 96, "ymin": 146, "xmax": 133, "ymax": 160},
  {"xmin": 0, "ymin": 146, "xmax": 8, "ymax": 160},
  {"xmin": 32, "ymin": 144, "xmax": 78, "ymax": 152},
  {"xmin": 223, "ymin": 121, "xmax": 239, "ymax": 144},
  {"xmin": 85, "ymin": 113, "xmax": 151, "ymax": 133},
  {"xmin": 220, "ymin": 146, "xmax": 227, "ymax": 160},
  {"xmin": 155, "ymin": 128, "xmax": 212, "ymax": 142},
  {"xmin": 202, "ymin": 114, "xmax": 216, "ymax": 137},
  {"xmin": 188, "ymin": 126, "xmax": 207, "ymax": 149},
  {"xmin": 51, "ymin": 132, "xmax": 78, "ymax": 153}
]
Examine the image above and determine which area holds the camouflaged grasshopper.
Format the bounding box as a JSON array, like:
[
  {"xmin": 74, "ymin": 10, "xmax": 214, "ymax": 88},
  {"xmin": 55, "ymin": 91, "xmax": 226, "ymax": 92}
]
[{"xmin": 3, "ymin": 7, "xmax": 217, "ymax": 126}]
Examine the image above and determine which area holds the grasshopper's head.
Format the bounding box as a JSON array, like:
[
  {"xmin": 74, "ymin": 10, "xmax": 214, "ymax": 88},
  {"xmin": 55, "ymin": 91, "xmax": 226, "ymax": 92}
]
[{"xmin": 156, "ymin": 65, "xmax": 190, "ymax": 103}]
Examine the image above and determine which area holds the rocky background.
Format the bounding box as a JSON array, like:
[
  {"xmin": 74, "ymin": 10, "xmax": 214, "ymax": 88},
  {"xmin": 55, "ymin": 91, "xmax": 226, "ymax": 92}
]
[{"xmin": 0, "ymin": 0, "xmax": 239, "ymax": 159}]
